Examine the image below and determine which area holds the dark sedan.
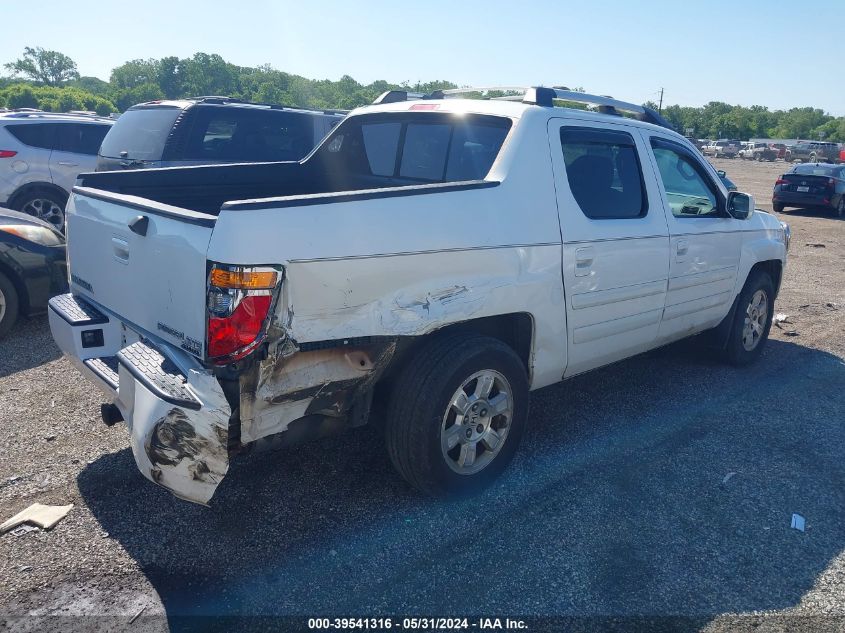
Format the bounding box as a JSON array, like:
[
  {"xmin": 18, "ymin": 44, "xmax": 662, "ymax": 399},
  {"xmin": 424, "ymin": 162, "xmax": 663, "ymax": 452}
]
[
  {"xmin": 0, "ymin": 207, "xmax": 67, "ymax": 336},
  {"xmin": 772, "ymin": 163, "xmax": 845, "ymax": 217}
]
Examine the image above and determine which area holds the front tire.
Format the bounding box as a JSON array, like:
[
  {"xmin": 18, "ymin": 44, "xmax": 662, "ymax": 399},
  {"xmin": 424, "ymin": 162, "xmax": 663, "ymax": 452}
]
[
  {"xmin": 0, "ymin": 271, "xmax": 20, "ymax": 338},
  {"xmin": 384, "ymin": 333, "xmax": 529, "ymax": 497},
  {"xmin": 837, "ymin": 197, "xmax": 845, "ymax": 218},
  {"xmin": 723, "ymin": 270, "xmax": 774, "ymax": 366}
]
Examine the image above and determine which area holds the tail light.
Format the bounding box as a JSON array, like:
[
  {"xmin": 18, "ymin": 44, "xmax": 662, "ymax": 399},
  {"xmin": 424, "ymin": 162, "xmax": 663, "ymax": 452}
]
[
  {"xmin": 206, "ymin": 264, "xmax": 282, "ymax": 364},
  {"xmin": 775, "ymin": 177, "xmax": 789, "ymax": 186},
  {"xmin": 0, "ymin": 150, "xmax": 17, "ymax": 158}
]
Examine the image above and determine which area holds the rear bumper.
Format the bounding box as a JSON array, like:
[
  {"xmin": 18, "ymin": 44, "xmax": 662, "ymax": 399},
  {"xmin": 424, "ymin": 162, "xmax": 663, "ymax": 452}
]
[
  {"xmin": 48, "ymin": 293, "xmax": 232, "ymax": 505},
  {"xmin": 773, "ymin": 192, "xmax": 834, "ymax": 209}
]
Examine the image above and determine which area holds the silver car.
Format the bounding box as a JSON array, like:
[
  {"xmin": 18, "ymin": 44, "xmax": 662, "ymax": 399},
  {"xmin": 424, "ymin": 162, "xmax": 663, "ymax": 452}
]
[{"xmin": 0, "ymin": 112, "xmax": 113, "ymax": 232}]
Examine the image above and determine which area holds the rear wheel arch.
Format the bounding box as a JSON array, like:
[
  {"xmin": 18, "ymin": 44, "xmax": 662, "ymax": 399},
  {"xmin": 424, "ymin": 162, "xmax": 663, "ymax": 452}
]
[
  {"xmin": 8, "ymin": 182, "xmax": 69, "ymax": 210},
  {"xmin": 372, "ymin": 313, "xmax": 535, "ymax": 414},
  {"xmin": 0, "ymin": 260, "xmax": 28, "ymax": 316}
]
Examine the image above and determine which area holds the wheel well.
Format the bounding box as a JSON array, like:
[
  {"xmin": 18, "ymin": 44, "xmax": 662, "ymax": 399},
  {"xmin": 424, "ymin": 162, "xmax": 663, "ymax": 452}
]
[
  {"xmin": 0, "ymin": 260, "xmax": 28, "ymax": 315},
  {"xmin": 369, "ymin": 313, "xmax": 534, "ymax": 427},
  {"xmin": 7, "ymin": 182, "xmax": 69, "ymax": 210},
  {"xmin": 750, "ymin": 259, "xmax": 783, "ymax": 296},
  {"xmin": 384, "ymin": 313, "xmax": 534, "ymax": 380}
]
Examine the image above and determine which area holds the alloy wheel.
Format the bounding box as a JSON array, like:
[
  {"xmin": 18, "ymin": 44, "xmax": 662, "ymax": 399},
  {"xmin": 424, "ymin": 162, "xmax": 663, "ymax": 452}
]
[
  {"xmin": 742, "ymin": 289, "xmax": 768, "ymax": 351},
  {"xmin": 440, "ymin": 369, "xmax": 513, "ymax": 475},
  {"xmin": 0, "ymin": 286, "xmax": 6, "ymax": 324},
  {"xmin": 21, "ymin": 198, "xmax": 65, "ymax": 233}
]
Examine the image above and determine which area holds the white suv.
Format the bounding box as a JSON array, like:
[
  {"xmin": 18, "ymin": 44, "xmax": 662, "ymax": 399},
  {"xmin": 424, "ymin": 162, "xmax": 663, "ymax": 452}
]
[{"xmin": 0, "ymin": 112, "xmax": 113, "ymax": 232}]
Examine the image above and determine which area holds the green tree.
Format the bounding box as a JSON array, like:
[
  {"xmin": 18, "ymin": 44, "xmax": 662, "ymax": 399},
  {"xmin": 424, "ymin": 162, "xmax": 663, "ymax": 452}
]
[
  {"xmin": 4, "ymin": 47, "xmax": 80, "ymax": 86},
  {"xmin": 110, "ymin": 59, "xmax": 160, "ymax": 90},
  {"xmin": 4, "ymin": 84, "xmax": 39, "ymax": 109}
]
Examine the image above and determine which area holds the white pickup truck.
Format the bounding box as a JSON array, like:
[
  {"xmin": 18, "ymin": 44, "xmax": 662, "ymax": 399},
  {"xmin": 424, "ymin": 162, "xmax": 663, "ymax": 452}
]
[{"xmin": 49, "ymin": 87, "xmax": 790, "ymax": 505}]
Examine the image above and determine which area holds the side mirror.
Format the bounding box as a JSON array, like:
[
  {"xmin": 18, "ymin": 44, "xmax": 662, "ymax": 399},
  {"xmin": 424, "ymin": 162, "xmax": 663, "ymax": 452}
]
[{"xmin": 727, "ymin": 191, "xmax": 754, "ymax": 220}]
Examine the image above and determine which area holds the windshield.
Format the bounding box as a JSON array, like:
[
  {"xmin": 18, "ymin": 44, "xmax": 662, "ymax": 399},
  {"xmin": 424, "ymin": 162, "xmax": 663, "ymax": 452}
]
[
  {"xmin": 99, "ymin": 106, "xmax": 181, "ymax": 160},
  {"xmin": 793, "ymin": 164, "xmax": 838, "ymax": 176}
]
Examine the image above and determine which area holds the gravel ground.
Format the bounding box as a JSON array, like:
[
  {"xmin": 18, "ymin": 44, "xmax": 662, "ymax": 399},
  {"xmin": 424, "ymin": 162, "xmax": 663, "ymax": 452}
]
[{"xmin": 1, "ymin": 157, "xmax": 844, "ymax": 632}]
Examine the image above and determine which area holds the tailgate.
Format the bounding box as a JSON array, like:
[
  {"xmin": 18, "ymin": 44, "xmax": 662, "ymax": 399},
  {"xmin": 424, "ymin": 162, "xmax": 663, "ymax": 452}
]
[{"xmin": 67, "ymin": 187, "xmax": 215, "ymax": 358}]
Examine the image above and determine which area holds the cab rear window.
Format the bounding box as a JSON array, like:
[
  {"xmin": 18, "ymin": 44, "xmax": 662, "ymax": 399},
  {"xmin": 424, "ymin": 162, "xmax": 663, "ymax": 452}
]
[{"xmin": 324, "ymin": 113, "xmax": 511, "ymax": 183}]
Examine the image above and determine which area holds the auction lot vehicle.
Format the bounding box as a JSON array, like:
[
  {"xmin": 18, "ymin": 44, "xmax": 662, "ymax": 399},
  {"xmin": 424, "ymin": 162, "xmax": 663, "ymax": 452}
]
[
  {"xmin": 739, "ymin": 142, "xmax": 777, "ymax": 162},
  {"xmin": 703, "ymin": 140, "xmax": 739, "ymax": 158},
  {"xmin": 0, "ymin": 206, "xmax": 66, "ymax": 337},
  {"xmin": 96, "ymin": 96, "xmax": 346, "ymax": 172},
  {"xmin": 784, "ymin": 141, "xmax": 840, "ymax": 163},
  {"xmin": 49, "ymin": 87, "xmax": 790, "ymax": 505},
  {"xmin": 773, "ymin": 162, "xmax": 845, "ymax": 216},
  {"xmin": 0, "ymin": 112, "xmax": 113, "ymax": 233}
]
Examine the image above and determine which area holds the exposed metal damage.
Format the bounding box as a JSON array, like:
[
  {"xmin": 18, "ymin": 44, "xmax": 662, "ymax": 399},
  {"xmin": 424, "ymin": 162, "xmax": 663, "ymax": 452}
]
[{"xmin": 237, "ymin": 335, "xmax": 397, "ymax": 446}]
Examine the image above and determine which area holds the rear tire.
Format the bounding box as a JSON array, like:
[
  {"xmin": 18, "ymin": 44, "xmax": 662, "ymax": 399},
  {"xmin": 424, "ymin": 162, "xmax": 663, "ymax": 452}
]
[
  {"xmin": 773, "ymin": 203, "xmax": 784, "ymax": 213},
  {"xmin": 723, "ymin": 270, "xmax": 774, "ymax": 366},
  {"xmin": 384, "ymin": 333, "xmax": 529, "ymax": 497},
  {"xmin": 837, "ymin": 197, "xmax": 845, "ymax": 218},
  {"xmin": 0, "ymin": 271, "xmax": 20, "ymax": 338}
]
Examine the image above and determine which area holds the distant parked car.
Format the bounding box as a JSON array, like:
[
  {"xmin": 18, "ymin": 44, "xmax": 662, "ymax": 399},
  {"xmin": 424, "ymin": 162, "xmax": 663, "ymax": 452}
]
[
  {"xmin": 96, "ymin": 96, "xmax": 346, "ymax": 172},
  {"xmin": 702, "ymin": 140, "xmax": 739, "ymax": 158},
  {"xmin": 739, "ymin": 142, "xmax": 777, "ymax": 161},
  {"xmin": 0, "ymin": 206, "xmax": 67, "ymax": 337},
  {"xmin": 772, "ymin": 163, "xmax": 845, "ymax": 217},
  {"xmin": 0, "ymin": 112, "xmax": 113, "ymax": 233},
  {"xmin": 769, "ymin": 143, "xmax": 787, "ymax": 159},
  {"xmin": 784, "ymin": 141, "xmax": 839, "ymax": 163}
]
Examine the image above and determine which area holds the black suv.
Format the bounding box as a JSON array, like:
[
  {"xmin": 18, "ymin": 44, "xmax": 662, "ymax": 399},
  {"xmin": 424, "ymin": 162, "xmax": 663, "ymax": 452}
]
[
  {"xmin": 784, "ymin": 141, "xmax": 840, "ymax": 163},
  {"xmin": 96, "ymin": 97, "xmax": 346, "ymax": 171}
]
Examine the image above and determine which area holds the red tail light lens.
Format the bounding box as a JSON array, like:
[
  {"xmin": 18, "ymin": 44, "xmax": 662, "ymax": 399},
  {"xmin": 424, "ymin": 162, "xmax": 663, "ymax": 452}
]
[
  {"xmin": 206, "ymin": 264, "xmax": 281, "ymax": 364},
  {"xmin": 775, "ymin": 177, "xmax": 788, "ymax": 186},
  {"xmin": 208, "ymin": 295, "xmax": 272, "ymax": 359},
  {"xmin": 0, "ymin": 150, "xmax": 17, "ymax": 158}
]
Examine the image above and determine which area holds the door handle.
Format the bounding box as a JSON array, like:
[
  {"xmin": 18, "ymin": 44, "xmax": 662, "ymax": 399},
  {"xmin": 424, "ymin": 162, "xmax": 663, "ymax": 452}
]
[
  {"xmin": 57, "ymin": 161, "xmax": 78, "ymax": 167},
  {"xmin": 575, "ymin": 246, "xmax": 594, "ymax": 277},
  {"xmin": 676, "ymin": 239, "xmax": 689, "ymax": 255}
]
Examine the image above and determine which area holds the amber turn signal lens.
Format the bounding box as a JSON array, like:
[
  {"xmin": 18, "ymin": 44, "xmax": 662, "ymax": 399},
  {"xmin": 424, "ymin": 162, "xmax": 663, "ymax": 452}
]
[{"xmin": 210, "ymin": 268, "xmax": 278, "ymax": 289}]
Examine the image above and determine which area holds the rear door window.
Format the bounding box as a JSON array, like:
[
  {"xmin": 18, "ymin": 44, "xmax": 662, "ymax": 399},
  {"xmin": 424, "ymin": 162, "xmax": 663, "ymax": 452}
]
[
  {"xmin": 5, "ymin": 123, "xmax": 58, "ymax": 150},
  {"xmin": 99, "ymin": 107, "xmax": 181, "ymax": 160},
  {"xmin": 183, "ymin": 107, "xmax": 316, "ymax": 162},
  {"xmin": 559, "ymin": 127, "xmax": 646, "ymax": 219},
  {"xmin": 55, "ymin": 123, "xmax": 111, "ymax": 155}
]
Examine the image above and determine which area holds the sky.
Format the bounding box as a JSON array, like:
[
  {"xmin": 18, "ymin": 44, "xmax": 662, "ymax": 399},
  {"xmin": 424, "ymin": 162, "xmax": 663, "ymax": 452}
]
[{"xmin": 2, "ymin": 0, "xmax": 843, "ymax": 115}]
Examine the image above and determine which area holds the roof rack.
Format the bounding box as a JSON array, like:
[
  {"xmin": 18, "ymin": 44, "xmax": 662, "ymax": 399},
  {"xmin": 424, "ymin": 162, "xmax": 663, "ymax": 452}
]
[
  {"xmin": 371, "ymin": 86, "xmax": 673, "ymax": 130},
  {"xmin": 2, "ymin": 110, "xmax": 113, "ymax": 121},
  {"xmin": 185, "ymin": 95, "xmax": 348, "ymax": 116}
]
